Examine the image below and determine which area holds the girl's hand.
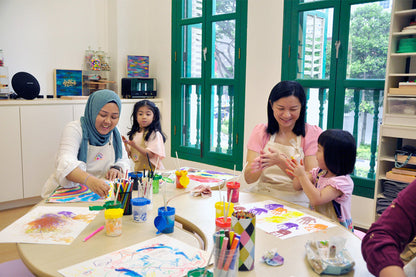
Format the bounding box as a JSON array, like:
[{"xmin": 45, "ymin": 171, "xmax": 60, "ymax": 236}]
[
  {"xmin": 86, "ymin": 176, "xmax": 110, "ymax": 198},
  {"xmin": 106, "ymin": 167, "xmax": 123, "ymax": 181},
  {"xmin": 285, "ymin": 157, "xmax": 306, "ymax": 178}
]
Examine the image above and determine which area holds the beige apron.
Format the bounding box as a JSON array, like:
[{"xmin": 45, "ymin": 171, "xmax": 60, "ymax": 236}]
[
  {"xmin": 86, "ymin": 134, "xmax": 115, "ymax": 179},
  {"xmin": 257, "ymin": 134, "xmax": 310, "ymax": 207},
  {"xmin": 130, "ymin": 132, "xmax": 152, "ymax": 172}
]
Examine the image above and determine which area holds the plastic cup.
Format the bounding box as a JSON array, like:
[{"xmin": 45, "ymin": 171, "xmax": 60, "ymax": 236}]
[
  {"xmin": 152, "ymin": 174, "xmax": 162, "ymax": 194},
  {"xmin": 215, "ymin": 201, "xmax": 234, "ymax": 218},
  {"xmin": 215, "ymin": 217, "xmax": 231, "ymax": 232},
  {"xmin": 214, "ymin": 247, "xmax": 239, "ymax": 277},
  {"xmin": 187, "ymin": 268, "xmax": 213, "ymax": 277},
  {"xmin": 104, "ymin": 208, "xmax": 123, "ymax": 236},
  {"xmin": 226, "ymin": 181, "xmax": 240, "ymax": 203},
  {"xmin": 128, "ymin": 171, "xmax": 143, "ymax": 191},
  {"xmin": 154, "ymin": 206, "xmax": 175, "ymax": 234},
  {"xmin": 118, "ymin": 191, "xmax": 132, "ymax": 215},
  {"xmin": 131, "ymin": 197, "xmax": 150, "ymax": 222},
  {"xmin": 175, "ymin": 170, "xmax": 189, "ymax": 188}
]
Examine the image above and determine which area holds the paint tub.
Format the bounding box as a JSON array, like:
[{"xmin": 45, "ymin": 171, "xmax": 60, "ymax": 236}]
[
  {"xmin": 152, "ymin": 174, "xmax": 162, "ymax": 194},
  {"xmin": 215, "ymin": 202, "xmax": 234, "ymax": 218},
  {"xmin": 154, "ymin": 206, "xmax": 175, "ymax": 234},
  {"xmin": 105, "ymin": 208, "xmax": 123, "ymax": 236},
  {"xmin": 215, "ymin": 217, "xmax": 231, "ymax": 232},
  {"xmin": 131, "ymin": 197, "xmax": 150, "ymax": 223},
  {"xmin": 187, "ymin": 268, "xmax": 213, "ymax": 277},
  {"xmin": 129, "ymin": 171, "xmax": 143, "ymax": 191},
  {"xmin": 226, "ymin": 181, "xmax": 240, "ymax": 203}
]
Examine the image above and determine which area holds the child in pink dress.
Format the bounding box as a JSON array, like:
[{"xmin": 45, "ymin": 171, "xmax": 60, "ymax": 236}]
[
  {"xmin": 286, "ymin": 129, "xmax": 356, "ymax": 231},
  {"xmin": 123, "ymin": 100, "xmax": 166, "ymax": 171}
]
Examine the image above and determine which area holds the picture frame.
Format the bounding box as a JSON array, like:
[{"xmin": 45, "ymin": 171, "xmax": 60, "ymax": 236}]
[
  {"xmin": 54, "ymin": 69, "xmax": 83, "ymax": 98},
  {"xmin": 127, "ymin": 55, "xmax": 149, "ymax": 78}
]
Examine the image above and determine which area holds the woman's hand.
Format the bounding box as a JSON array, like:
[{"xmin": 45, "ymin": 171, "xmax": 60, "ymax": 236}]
[
  {"xmin": 86, "ymin": 176, "xmax": 110, "ymax": 198},
  {"xmin": 258, "ymin": 148, "xmax": 287, "ymax": 169},
  {"xmin": 106, "ymin": 167, "xmax": 123, "ymax": 181}
]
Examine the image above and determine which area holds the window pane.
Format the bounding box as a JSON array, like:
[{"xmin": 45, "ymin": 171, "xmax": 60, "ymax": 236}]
[
  {"xmin": 297, "ymin": 9, "xmax": 333, "ymax": 80},
  {"xmin": 304, "ymin": 87, "xmax": 328, "ymax": 130},
  {"xmin": 210, "ymin": 85, "xmax": 234, "ymax": 154},
  {"xmin": 343, "ymin": 88, "xmax": 383, "ymax": 179},
  {"xmin": 183, "ymin": 0, "xmax": 202, "ymax": 18},
  {"xmin": 346, "ymin": 2, "xmax": 391, "ymax": 79},
  {"xmin": 181, "ymin": 84, "xmax": 201, "ymax": 148},
  {"xmin": 182, "ymin": 24, "xmax": 202, "ymax": 78},
  {"xmin": 212, "ymin": 20, "xmax": 235, "ymax": 78},
  {"xmin": 213, "ymin": 0, "xmax": 236, "ymax": 15}
]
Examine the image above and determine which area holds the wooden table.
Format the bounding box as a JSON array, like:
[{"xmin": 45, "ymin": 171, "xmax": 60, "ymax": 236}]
[{"xmin": 17, "ymin": 183, "xmax": 373, "ymax": 276}]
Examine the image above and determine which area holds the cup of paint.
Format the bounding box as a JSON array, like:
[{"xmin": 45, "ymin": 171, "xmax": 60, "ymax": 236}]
[
  {"xmin": 154, "ymin": 206, "xmax": 175, "ymax": 234},
  {"xmin": 129, "ymin": 171, "xmax": 143, "ymax": 191},
  {"xmin": 131, "ymin": 197, "xmax": 151, "ymax": 223},
  {"xmin": 187, "ymin": 268, "xmax": 213, "ymax": 277},
  {"xmin": 215, "ymin": 201, "xmax": 234, "ymax": 218},
  {"xmin": 226, "ymin": 181, "xmax": 240, "ymax": 203},
  {"xmin": 104, "ymin": 208, "xmax": 123, "ymax": 236},
  {"xmin": 215, "ymin": 217, "xmax": 231, "ymax": 232},
  {"xmin": 175, "ymin": 170, "xmax": 189, "ymax": 189},
  {"xmin": 152, "ymin": 174, "xmax": 162, "ymax": 194}
]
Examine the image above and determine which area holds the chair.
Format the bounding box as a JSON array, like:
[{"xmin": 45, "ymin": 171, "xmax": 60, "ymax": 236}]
[{"xmin": 0, "ymin": 259, "xmax": 34, "ymax": 277}]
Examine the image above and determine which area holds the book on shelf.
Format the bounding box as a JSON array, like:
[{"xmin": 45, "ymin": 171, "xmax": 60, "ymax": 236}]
[
  {"xmin": 391, "ymin": 167, "xmax": 416, "ymax": 176},
  {"xmin": 396, "ymin": 154, "xmax": 416, "ymax": 165},
  {"xmin": 389, "ymin": 88, "xmax": 416, "ymax": 95},
  {"xmin": 386, "ymin": 171, "xmax": 416, "ymax": 183}
]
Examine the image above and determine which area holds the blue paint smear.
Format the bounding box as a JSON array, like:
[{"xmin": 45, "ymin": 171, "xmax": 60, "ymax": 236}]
[{"xmin": 115, "ymin": 268, "xmax": 143, "ymax": 276}]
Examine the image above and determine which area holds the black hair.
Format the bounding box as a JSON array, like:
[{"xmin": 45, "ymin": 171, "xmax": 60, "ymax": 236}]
[
  {"xmin": 318, "ymin": 129, "xmax": 357, "ymax": 176},
  {"xmin": 266, "ymin": 81, "xmax": 307, "ymax": 136},
  {"xmin": 127, "ymin": 100, "xmax": 166, "ymax": 142}
]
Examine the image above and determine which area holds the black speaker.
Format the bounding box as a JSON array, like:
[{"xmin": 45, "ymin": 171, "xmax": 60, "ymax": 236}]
[{"xmin": 11, "ymin": 72, "xmax": 40, "ymax": 100}]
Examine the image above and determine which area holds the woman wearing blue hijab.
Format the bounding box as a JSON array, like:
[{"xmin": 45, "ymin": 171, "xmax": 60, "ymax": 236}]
[{"xmin": 42, "ymin": 90, "xmax": 130, "ymax": 198}]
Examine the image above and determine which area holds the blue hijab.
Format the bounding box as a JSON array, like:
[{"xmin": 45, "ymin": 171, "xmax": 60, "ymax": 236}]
[{"xmin": 77, "ymin": 89, "xmax": 123, "ymax": 163}]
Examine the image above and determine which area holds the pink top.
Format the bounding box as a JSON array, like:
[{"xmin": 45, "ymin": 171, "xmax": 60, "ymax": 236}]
[
  {"xmin": 310, "ymin": 168, "xmax": 354, "ymax": 231},
  {"xmin": 247, "ymin": 123, "xmax": 322, "ymax": 156},
  {"xmin": 131, "ymin": 131, "xmax": 165, "ymax": 169}
]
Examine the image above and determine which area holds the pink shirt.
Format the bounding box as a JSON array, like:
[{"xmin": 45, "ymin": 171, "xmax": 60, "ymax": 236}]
[
  {"xmin": 310, "ymin": 168, "xmax": 354, "ymax": 231},
  {"xmin": 247, "ymin": 123, "xmax": 322, "ymax": 156}
]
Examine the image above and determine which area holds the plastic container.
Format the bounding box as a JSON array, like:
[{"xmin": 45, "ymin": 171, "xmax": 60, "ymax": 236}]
[
  {"xmin": 215, "ymin": 202, "xmax": 234, "ymax": 218},
  {"xmin": 154, "ymin": 206, "xmax": 175, "ymax": 234},
  {"xmin": 152, "ymin": 174, "xmax": 162, "ymax": 194},
  {"xmin": 129, "ymin": 171, "xmax": 143, "ymax": 191},
  {"xmin": 387, "ymin": 97, "xmax": 416, "ymax": 115},
  {"xmin": 215, "ymin": 217, "xmax": 231, "ymax": 232},
  {"xmin": 226, "ymin": 181, "xmax": 240, "ymax": 203},
  {"xmin": 175, "ymin": 170, "xmax": 189, "ymax": 188},
  {"xmin": 131, "ymin": 197, "xmax": 151, "ymax": 222},
  {"xmin": 187, "ymin": 268, "xmax": 213, "ymax": 277},
  {"xmin": 104, "ymin": 208, "xmax": 123, "ymax": 236}
]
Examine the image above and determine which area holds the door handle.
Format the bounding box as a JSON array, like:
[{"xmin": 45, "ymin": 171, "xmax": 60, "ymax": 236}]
[
  {"xmin": 203, "ymin": 47, "xmax": 207, "ymax": 61},
  {"xmin": 335, "ymin": 41, "xmax": 341, "ymax": 59}
]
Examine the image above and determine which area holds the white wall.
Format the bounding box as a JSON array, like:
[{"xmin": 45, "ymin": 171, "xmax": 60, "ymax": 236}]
[{"xmin": 0, "ymin": 0, "xmax": 374, "ymax": 227}]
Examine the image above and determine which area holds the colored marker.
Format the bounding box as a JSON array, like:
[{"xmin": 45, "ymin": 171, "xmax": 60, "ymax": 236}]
[{"xmin": 83, "ymin": 225, "xmax": 104, "ymax": 242}]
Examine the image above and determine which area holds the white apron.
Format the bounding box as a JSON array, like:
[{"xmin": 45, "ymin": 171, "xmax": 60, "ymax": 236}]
[
  {"xmin": 256, "ymin": 134, "xmax": 310, "ymax": 207},
  {"xmin": 42, "ymin": 135, "xmax": 115, "ymax": 198}
]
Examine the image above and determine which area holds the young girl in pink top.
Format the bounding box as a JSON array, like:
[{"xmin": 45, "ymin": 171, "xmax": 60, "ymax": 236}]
[
  {"xmin": 123, "ymin": 100, "xmax": 166, "ymax": 171},
  {"xmin": 286, "ymin": 129, "xmax": 356, "ymax": 231}
]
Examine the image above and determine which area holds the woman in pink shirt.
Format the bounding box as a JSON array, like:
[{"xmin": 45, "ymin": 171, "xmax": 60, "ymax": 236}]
[{"xmin": 244, "ymin": 81, "xmax": 322, "ymax": 207}]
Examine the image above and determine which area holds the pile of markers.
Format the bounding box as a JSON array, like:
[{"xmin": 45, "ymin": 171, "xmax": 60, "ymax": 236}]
[{"xmin": 213, "ymin": 229, "xmax": 240, "ymax": 276}]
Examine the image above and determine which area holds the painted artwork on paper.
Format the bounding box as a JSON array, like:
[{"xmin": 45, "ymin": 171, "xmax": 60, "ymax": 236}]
[
  {"xmin": 46, "ymin": 182, "xmax": 114, "ymax": 203},
  {"xmin": 58, "ymin": 235, "xmax": 210, "ymax": 277},
  {"xmin": 127, "ymin": 55, "xmax": 149, "ymax": 77},
  {"xmin": 162, "ymin": 167, "xmax": 236, "ymax": 189},
  {"xmin": 0, "ymin": 206, "xmax": 98, "ymax": 245},
  {"xmin": 236, "ymin": 200, "xmax": 336, "ymax": 239}
]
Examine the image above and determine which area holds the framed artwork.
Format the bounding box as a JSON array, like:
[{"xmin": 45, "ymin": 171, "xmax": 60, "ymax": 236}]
[
  {"xmin": 54, "ymin": 69, "xmax": 83, "ymax": 97},
  {"xmin": 127, "ymin": 55, "xmax": 149, "ymax": 77}
]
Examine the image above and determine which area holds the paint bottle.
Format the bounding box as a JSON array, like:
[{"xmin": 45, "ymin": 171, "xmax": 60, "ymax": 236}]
[
  {"xmin": 226, "ymin": 181, "xmax": 240, "ymax": 203},
  {"xmin": 215, "ymin": 217, "xmax": 231, "ymax": 232},
  {"xmin": 104, "ymin": 208, "xmax": 123, "ymax": 236}
]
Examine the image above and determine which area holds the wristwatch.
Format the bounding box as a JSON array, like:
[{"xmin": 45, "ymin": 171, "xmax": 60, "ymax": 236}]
[{"xmin": 110, "ymin": 165, "xmax": 123, "ymax": 173}]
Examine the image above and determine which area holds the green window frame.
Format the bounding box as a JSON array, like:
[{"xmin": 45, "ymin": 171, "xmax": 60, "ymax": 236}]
[
  {"xmin": 171, "ymin": 0, "xmax": 247, "ymax": 170},
  {"xmin": 282, "ymin": 0, "xmax": 391, "ymax": 198}
]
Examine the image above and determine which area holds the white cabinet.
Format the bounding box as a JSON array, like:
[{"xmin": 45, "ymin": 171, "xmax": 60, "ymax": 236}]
[
  {"xmin": 0, "ymin": 106, "xmax": 23, "ymax": 202},
  {"xmin": 374, "ymin": 0, "xmax": 416, "ymax": 220},
  {"xmin": 20, "ymin": 105, "xmax": 74, "ymax": 198}
]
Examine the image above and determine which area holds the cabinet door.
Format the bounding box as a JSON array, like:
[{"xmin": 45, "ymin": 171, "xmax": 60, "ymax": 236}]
[
  {"xmin": 20, "ymin": 105, "xmax": 73, "ymax": 198},
  {"xmin": 0, "ymin": 106, "xmax": 23, "ymax": 201}
]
